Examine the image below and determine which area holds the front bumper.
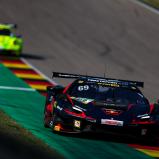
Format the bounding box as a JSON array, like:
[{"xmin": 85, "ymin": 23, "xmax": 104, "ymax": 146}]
[{"xmin": 57, "ymin": 112, "xmax": 159, "ymax": 135}]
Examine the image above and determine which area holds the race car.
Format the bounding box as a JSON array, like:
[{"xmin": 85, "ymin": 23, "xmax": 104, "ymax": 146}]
[
  {"xmin": 0, "ymin": 23, "xmax": 23, "ymax": 56},
  {"xmin": 44, "ymin": 72, "xmax": 159, "ymax": 140}
]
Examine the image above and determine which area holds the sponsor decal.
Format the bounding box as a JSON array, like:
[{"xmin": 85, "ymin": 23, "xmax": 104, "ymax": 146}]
[
  {"xmin": 103, "ymin": 108, "xmax": 122, "ymax": 116},
  {"xmin": 71, "ymin": 97, "xmax": 94, "ymax": 104},
  {"xmin": 101, "ymin": 119, "xmax": 123, "ymax": 126},
  {"xmin": 78, "ymin": 80, "xmax": 84, "ymax": 84},
  {"xmin": 97, "ymin": 82, "xmax": 119, "ymax": 87},
  {"xmin": 87, "ymin": 79, "xmax": 120, "ymax": 87},
  {"xmin": 74, "ymin": 120, "xmax": 81, "ymax": 128},
  {"xmin": 86, "ymin": 118, "xmax": 96, "ymax": 123}
]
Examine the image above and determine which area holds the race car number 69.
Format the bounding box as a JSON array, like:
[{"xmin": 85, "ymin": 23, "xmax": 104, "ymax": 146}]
[{"xmin": 78, "ymin": 85, "xmax": 89, "ymax": 91}]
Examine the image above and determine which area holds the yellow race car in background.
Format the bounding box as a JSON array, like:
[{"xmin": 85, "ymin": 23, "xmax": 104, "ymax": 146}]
[{"xmin": 0, "ymin": 23, "xmax": 23, "ymax": 56}]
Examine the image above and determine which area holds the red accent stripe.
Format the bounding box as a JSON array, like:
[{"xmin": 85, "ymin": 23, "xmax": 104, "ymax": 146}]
[
  {"xmin": 127, "ymin": 104, "xmax": 134, "ymax": 111},
  {"xmin": 149, "ymin": 104, "xmax": 154, "ymax": 114},
  {"xmin": 46, "ymin": 104, "xmax": 52, "ymax": 113},
  {"xmin": 64, "ymin": 109, "xmax": 86, "ymax": 118},
  {"xmin": 1, "ymin": 59, "xmax": 24, "ymax": 64},
  {"xmin": 0, "ymin": 57, "xmax": 52, "ymax": 97},
  {"xmin": 66, "ymin": 94, "xmax": 74, "ymax": 106},
  {"xmin": 131, "ymin": 121, "xmax": 155, "ymax": 124},
  {"xmin": 63, "ymin": 83, "xmax": 72, "ymax": 94},
  {"xmin": 129, "ymin": 144, "xmax": 159, "ymax": 151},
  {"xmin": 24, "ymin": 79, "xmax": 53, "ymax": 86},
  {"xmin": 11, "ymin": 69, "xmax": 39, "ymax": 75}
]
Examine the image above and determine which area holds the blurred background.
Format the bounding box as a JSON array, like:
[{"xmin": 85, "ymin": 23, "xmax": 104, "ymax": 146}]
[{"xmin": 0, "ymin": 0, "xmax": 159, "ymax": 99}]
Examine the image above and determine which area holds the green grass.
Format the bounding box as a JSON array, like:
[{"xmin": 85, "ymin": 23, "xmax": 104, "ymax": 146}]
[
  {"xmin": 140, "ymin": 0, "xmax": 159, "ymax": 9},
  {"xmin": 0, "ymin": 110, "xmax": 64, "ymax": 159}
]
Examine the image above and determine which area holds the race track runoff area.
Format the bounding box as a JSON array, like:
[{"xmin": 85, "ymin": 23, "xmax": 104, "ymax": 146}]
[{"xmin": 0, "ymin": 57, "xmax": 158, "ymax": 159}]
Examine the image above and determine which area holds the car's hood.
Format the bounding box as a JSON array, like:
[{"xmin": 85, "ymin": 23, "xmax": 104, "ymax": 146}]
[
  {"xmin": 0, "ymin": 35, "xmax": 16, "ymax": 41},
  {"xmin": 0, "ymin": 35, "xmax": 22, "ymax": 50}
]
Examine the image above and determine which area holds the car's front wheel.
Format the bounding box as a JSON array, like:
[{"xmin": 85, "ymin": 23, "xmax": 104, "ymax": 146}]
[
  {"xmin": 44, "ymin": 104, "xmax": 53, "ymax": 128},
  {"xmin": 44, "ymin": 112, "xmax": 52, "ymax": 128},
  {"xmin": 139, "ymin": 129, "xmax": 159, "ymax": 145},
  {"xmin": 51, "ymin": 114, "xmax": 63, "ymax": 132}
]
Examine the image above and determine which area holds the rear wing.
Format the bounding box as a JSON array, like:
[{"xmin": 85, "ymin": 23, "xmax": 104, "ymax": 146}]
[
  {"xmin": 52, "ymin": 72, "xmax": 144, "ymax": 88},
  {"xmin": 53, "ymin": 72, "xmax": 94, "ymax": 79}
]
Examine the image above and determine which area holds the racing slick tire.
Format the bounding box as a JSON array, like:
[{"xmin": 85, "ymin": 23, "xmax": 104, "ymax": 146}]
[
  {"xmin": 44, "ymin": 86, "xmax": 54, "ymax": 128},
  {"xmin": 139, "ymin": 128, "xmax": 159, "ymax": 145}
]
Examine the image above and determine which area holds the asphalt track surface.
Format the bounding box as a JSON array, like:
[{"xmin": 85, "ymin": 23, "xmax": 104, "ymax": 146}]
[
  {"xmin": 0, "ymin": 0, "xmax": 159, "ymax": 158},
  {"xmin": 1, "ymin": 0, "xmax": 159, "ymax": 100}
]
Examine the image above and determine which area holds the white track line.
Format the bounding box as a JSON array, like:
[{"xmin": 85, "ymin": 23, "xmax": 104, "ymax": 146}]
[
  {"xmin": 0, "ymin": 86, "xmax": 36, "ymax": 91},
  {"xmin": 21, "ymin": 58, "xmax": 57, "ymax": 85},
  {"xmin": 130, "ymin": 0, "xmax": 159, "ymax": 15}
]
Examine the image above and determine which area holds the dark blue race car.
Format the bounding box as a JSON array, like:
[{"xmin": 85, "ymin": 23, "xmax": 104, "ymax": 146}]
[{"xmin": 44, "ymin": 72, "xmax": 159, "ymax": 141}]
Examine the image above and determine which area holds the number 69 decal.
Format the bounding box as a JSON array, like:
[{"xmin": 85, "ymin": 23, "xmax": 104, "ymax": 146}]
[{"xmin": 78, "ymin": 85, "xmax": 89, "ymax": 91}]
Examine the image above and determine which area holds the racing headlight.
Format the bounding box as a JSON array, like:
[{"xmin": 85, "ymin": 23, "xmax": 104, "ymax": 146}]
[
  {"xmin": 140, "ymin": 115, "xmax": 150, "ymax": 119},
  {"xmin": 132, "ymin": 114, "xmax": 155, "ymax": 125},
  {"xmin": 72, "ymin": 105, "xmax": 84, "ymax": 113},
  {"xmin": 137, "ymin": 114, "xmax": 151, "ymax": 120},
  {"xmin": 64, "ymin": 105, "xmax": 86, "ymax": 118}
]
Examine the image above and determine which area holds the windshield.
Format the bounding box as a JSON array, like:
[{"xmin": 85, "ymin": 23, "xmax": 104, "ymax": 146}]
[
  {"xmin": 0, "ymin": 29, "xmax": 11, "ymax": 35},
  {"xmin": 68, "ymin": 83, "xmax": 148, "ymax": 105}
]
